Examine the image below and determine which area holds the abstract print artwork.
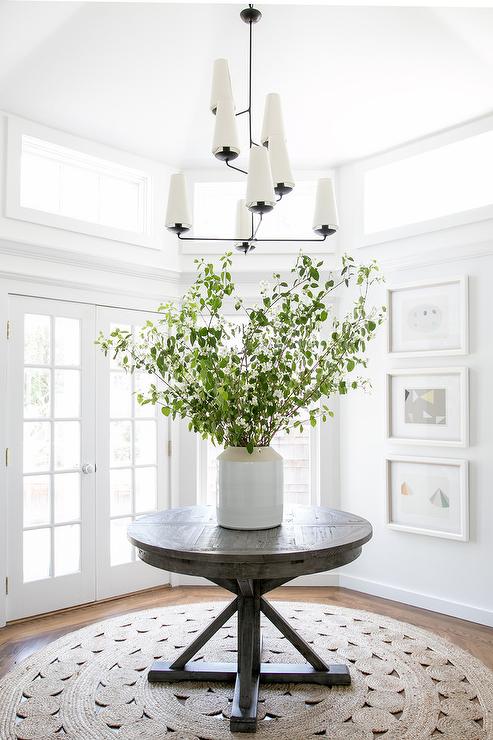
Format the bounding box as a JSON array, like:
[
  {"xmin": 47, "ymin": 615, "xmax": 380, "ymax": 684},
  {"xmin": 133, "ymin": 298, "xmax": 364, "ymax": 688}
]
[
  {"xmin": 388, "ymin": 278, "xmax": 467, "ymax": 356},
  {"xmin": 387, "ymin": 457, "xmax": 468, "ymax": 540},
  {"xmin": 387, "ymin": 368, "xmax": 468, "ymax": 446},
  {"xmin": 404, "ymin": 388, "xmax": 446, "ymax": 425}
]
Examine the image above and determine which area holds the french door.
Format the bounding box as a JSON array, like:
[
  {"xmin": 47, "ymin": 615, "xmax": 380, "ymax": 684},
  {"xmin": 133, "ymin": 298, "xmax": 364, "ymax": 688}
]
[{"xmin": 6, "ymin": 297, "xmax": 169, "ymax": 621}]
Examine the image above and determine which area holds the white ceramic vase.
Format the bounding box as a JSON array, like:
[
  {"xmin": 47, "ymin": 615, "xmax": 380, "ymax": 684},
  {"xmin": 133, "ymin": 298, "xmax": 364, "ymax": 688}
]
[{"xmin": 216, "ymin": 446, "xmax": 284, "ymax": 530}]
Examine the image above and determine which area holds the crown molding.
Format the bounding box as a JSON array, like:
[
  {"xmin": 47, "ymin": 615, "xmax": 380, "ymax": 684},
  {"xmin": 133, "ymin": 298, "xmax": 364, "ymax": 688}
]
[
  {"xmin": 361, "ymin": 239, "xmax": 493, "ymax": 273},
  {"xmin": 0, "ymin": 238, "xmax": 181, "ymax": 286}
]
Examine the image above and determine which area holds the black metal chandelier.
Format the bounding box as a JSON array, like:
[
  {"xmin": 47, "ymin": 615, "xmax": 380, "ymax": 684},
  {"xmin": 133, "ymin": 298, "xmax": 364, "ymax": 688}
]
[{"xmin": 165, "ymin": 4, "xmax": 339, "ymax": 254}]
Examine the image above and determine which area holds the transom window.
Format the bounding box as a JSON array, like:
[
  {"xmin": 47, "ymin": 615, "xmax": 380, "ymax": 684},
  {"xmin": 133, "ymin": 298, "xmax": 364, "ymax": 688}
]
[
  {"xmin": 364, "ymin": 128, "xmax": 493, "ymax": 235},
  {"xmin": 20, "ymin": 135, "xmax": 151, "ymax": 235},
  {"xmin": 193, "ymin": 180, "xmax": 318, "ymax": 239}
]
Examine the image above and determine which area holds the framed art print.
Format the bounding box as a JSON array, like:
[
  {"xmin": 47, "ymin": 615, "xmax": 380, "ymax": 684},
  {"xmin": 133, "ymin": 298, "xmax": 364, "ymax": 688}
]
[
  {"xmin": 385, "ymin": 456, "xmax": 469, "ymax": 541},
  {"xmin": 386, "ymin": 367, "xmax": 469, "ymax": 447},
  {"xmin": 387, "ymin": 277, "xmax": 468, "ymax": 357}
]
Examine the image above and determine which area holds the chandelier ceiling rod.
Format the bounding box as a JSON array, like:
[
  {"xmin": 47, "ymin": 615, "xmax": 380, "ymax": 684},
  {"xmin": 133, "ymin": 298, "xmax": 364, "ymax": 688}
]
[{"xmin": 165, "ymin": 4, "xmax": 339, "ymax": 253}]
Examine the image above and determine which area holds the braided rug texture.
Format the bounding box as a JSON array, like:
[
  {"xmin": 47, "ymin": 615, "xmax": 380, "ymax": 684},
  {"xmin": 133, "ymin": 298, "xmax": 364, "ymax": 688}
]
[{"xmin": 0, "ymin": 601, "xmax": 492, "ymax": 739}]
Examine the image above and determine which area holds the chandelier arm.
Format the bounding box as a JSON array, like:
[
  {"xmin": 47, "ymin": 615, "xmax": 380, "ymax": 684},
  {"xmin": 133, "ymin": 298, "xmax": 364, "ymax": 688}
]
[
  {"xmin": 176, "ymin": 234, "xmax": 328, "ymax": 243},
  {"xmin": 225, "ymin": 160, "xmax": 248, "ymax": 175}
]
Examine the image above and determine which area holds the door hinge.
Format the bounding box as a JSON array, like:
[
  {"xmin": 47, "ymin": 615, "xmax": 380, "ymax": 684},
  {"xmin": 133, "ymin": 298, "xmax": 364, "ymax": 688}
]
[
  {"xmin": 5, "ymin": 577, "xmax": 8, "ymax": 595},
  {"xmin": 167, "ymin": 440, "xmax": 172, "ymax": 457},
  {"xmin": 4, "ymin": 448, "xmax": 9, "ymax": 467},
  {"xmin": 6, "ymin": 320, "xmax": 11, "ymax": 340}
]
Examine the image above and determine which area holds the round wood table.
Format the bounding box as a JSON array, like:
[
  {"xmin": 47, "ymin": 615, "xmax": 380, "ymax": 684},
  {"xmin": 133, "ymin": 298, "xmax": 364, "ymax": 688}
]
[{"xmin": 128, "ymin": 505, "xmax": 372, "ymax": 733}]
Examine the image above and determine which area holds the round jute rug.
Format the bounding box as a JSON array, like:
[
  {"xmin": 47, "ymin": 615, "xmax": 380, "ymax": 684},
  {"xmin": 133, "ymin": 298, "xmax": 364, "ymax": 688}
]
[{"xmin": 0, "ymin": 601, "xmax": 492, "ymax": 739}]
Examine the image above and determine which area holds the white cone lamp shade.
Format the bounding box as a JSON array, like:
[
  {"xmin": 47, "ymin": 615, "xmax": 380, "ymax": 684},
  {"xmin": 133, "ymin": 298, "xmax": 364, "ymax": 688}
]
[
  {"xmin": 246, "ymin": 145, "xmax": 276, "ymax": 214},
  {"xmin": 313, "ymin": 178, "xmax": 339, "ymax": 236},
  {"xmin": 268, "ymin": 134, "xmax": 294, "ymax": 195},
  {"xmin": 165, "ymin": 174, "xmax": 192, "ymax": 234},
  {"xmin": 210, "ymin": 58, "xmax": 234, "ymax": 114},
  {"xmin": 235, "ymin": 199, "xmax": 252, "ymax": 240},
  {"xmin": 212, "ymin": 98, "xmax": 240, "ymax": 161},
  {"xmin": 260, "ymin": 93, "xmax": 286, "ymax": 145}
]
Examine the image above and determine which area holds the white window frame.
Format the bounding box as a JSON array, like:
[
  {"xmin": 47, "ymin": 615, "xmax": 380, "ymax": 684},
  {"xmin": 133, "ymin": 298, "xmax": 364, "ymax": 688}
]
[
  {"xmin": 196, "ymin": 426, "xmax": 320, "ymax": 508},
  {"xmin": 181, "ymin": 168, "xmax": 338, "ymax": 256},
  {"xmin": 352, "ymin": 113, "xmax": 493, "ymax": 248},
  {"xmin": 5, "ymin": 116, "xmax": 158, "ymax": 250}
]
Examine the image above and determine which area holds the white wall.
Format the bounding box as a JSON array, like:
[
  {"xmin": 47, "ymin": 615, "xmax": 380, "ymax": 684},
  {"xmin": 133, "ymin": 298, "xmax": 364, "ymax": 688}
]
[{"xmin": 333, "ymin": 134, "xmax": 493, "ymax": 626}]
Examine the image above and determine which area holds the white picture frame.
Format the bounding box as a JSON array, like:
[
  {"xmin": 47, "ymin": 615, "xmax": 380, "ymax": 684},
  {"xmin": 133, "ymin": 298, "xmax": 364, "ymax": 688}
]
[
  {"xmin": 385, "ymin": 456, "xmax": 469, "ymax": 541},
  {"xmin": 386, "ymin": 367, "xmax": 469, "ymax": 447},
  {"xmin": 387, "ymin": 276, "xmax": 468, "ymax": 357}
]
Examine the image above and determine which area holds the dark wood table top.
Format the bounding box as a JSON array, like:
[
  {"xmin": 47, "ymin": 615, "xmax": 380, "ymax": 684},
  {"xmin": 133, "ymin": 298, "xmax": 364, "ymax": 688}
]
[{"xmin": 128, "ymin": 505, "xmax": 372, "ymax": 581}]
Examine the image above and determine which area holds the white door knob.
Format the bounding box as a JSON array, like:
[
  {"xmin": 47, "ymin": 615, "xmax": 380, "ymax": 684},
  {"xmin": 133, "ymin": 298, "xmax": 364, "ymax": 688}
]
[{"xmin": 81, "ymin": 463, "xmax": 95, "ymax": 474}]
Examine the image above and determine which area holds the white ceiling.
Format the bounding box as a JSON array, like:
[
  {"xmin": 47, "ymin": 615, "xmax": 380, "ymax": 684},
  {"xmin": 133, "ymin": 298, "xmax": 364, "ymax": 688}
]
[{"xmin": 1, "ymin": 3, "xmax": 492, "ymax": 170}]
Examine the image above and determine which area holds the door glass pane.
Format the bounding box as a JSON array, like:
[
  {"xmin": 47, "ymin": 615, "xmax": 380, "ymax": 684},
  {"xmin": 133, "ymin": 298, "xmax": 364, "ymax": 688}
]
[
  {"xmin": 23, "ymin": 475, "xmax": 50, "ymax": 527},
  {"xmin": 54, "ymin": 421, "xmax": 80, "ymax": 470},
  {"xmin": 134, "ymin": 373, "xmax": 155, "ymax": 418},
  {"xmin": 24, "ymin": 368, "xmax": 51, "ymax": 418},
  {"xmin": 54, "ymin": 524, "xmax": 80, "ymax": 576},
  {"xmin": 54, "ymin": 369, "xmax": 80, "ymax": 418},
  {"xmin": 23, "ymin": 528, "xmax": 51, "ymax": 582},
  {"xmin": 23, "ymin": 421, "xmax": 51, "ymax": 473},
  {"xmin": 24, "ymin": 314, "xmax": 50, "ymax": 365},
  {"xmin": 135, "ymin": 421, "xmax": 156, "ymax": 465},
  {"xmin": 110, "ymin": 421, "xmax": 132, "ymax": 467},
  {"xmin": 54, "ymin": 317, "xmax": 80, "ymax": 366},
  {"xmin": 110, "ymin": 517, "xmax": 133, "ymax": 566},
  {"xmin": 110, "ymin": 469, "xmax": 132, "ymax": 516},
  {"xmin": 110, "ymin": 372, "xmax": 132, "ymax": 418},
  {"xmin": 135, "ymin": 467, "xmax": 157, "ymax": 513},
  {"xmin": 54, "ymin": 472, "xmax": 80, "ymax": 523}
]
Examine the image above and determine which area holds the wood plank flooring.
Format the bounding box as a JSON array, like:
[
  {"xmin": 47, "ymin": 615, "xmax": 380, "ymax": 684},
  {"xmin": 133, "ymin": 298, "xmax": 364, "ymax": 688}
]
[{"xmin": 1, "ymin": 585, "xmax": 492, "ymax": 679}]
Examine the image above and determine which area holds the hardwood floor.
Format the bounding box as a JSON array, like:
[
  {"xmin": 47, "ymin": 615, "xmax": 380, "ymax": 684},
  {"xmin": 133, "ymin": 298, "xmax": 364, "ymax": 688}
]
[{"xmin": 1, "ymin": 585, "xmax": 492, "ymax": 679}]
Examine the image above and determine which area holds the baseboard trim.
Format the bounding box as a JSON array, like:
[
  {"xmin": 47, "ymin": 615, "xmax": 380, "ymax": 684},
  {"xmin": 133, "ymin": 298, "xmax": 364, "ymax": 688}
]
[
  {"xmin": 338, "ymin": 575, "xmax": 493, "ymax": 628},
  {"xmin": 169, "ymin": 573, "xmax": 493, "ymax": 627}
]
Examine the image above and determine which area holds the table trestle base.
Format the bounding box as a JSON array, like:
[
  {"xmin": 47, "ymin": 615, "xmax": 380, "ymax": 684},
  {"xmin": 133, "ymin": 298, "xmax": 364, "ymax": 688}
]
[{"xmin": 147, "ymin": 579, "xmax": 351, "ymax": 732}]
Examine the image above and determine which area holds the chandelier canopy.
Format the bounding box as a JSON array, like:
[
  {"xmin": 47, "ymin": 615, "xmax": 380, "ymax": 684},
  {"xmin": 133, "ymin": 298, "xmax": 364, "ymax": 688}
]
[{"xmin": 165, "ymin": 4, "xmax": 339, "ymax": 254}]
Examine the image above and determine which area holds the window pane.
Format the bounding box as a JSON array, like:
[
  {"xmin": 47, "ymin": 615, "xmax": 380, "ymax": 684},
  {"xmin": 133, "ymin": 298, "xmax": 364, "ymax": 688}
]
[
  {"xmin": 364, "ymin": 129, "xmax": 493, "ymax": 234},
  {"xmin": 110, "ymin": 421, "xmax": 132, "ymax": 467},
  {"xmin": 135, "ymin": 421, "xmax": 156, "ymax": 465},
  {"xmin": 135, "ymin": 467, "xmax": 157, "ymax": 513},
  {"xmin": 100, "ymin": 176, "xmax": 141, "ymax": 232},
  {"xmin": 20, "ymin": 136, "xmax": 150, "ymax": 235},
  {"xmin": 54, "ymin": 369, "xmax": 80, "ymax": 418},
  {"xmin": 60, "ymin": 163, "xmax": 99, "ymax": 222},
  {"xmin": 54, "ymin": 472, "xmax": 80, "ymax": 523},
  {"xmin": 23, "ymin": 475, "xmax": 51, "ymax": 527},
  {"xmin": 54, "ymin": 317, "xmax": 80, "ymax": 366},
  {"xmin": 110, "ymin": 517, "xmax": 133, "ymax": 566},
  {"xmin": 54, "ymin": 524, "xmax": 80, "ymax": 577},
  {"xmin": 23, "ymin": 528, "xmax": 51, "ymax": 582},
  {"xmin": 193, "ymin": 180, "xmax": 317, "ymax": 239},
  {"xmin": 110, "ymin": 468, "xmax": 132, "ymax": 516},
  {"xmin": 54, "ymin": 421, "xmax": 80, "ymax": 470},
  {"xmin": 110, "ymin": 372, "xmax": 132, "ymax": 418},
  {"xmin": 134, "ymin": 373, "xmax": 155, "ymax": 418},
  {"xmin": 23, "ymin": 421, "xmax": 51, "ymax": 473},
  {"xmin": 271, "ymin": 427, "xmax": 310, "ymax": 506},
  {"xmin": 24, "ymin": 314, "xmax": 50, "ymax": 365},
  {"xmin": 24, "ymin": 368, "xmax": 51, "ymax": 418},
  {"xmin": 20, "ymin": 151, "xmax": 60, "ymax": 213}
]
